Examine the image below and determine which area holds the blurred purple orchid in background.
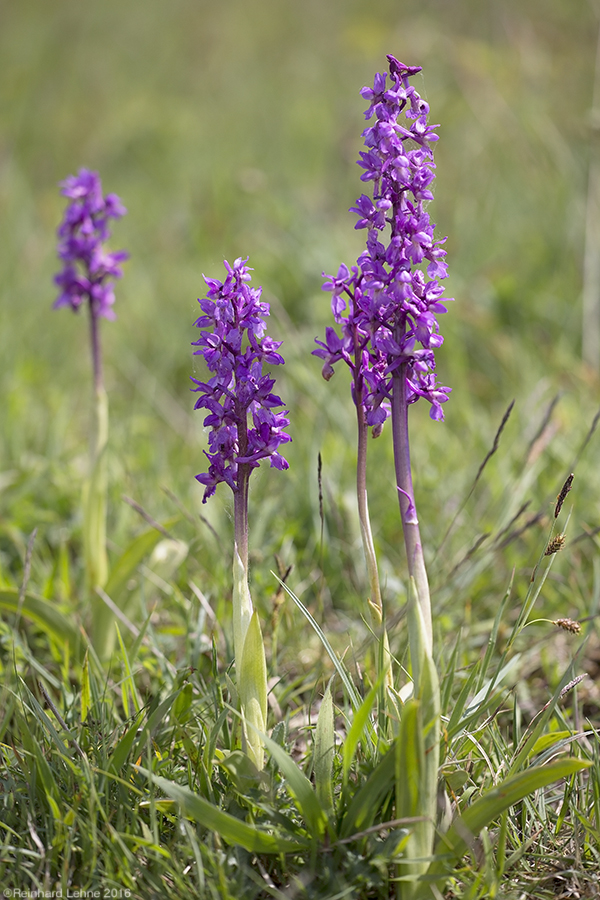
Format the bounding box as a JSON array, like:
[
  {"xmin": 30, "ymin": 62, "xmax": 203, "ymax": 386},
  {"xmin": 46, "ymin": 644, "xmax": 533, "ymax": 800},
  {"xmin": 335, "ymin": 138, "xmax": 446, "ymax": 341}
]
[
  {"xmin": 52, "ymin": 168, "xmax": 128, "ymax": 621},
  {"xmin": 54, "ymin": 169, "xmax": 128, "ymax": 323}
]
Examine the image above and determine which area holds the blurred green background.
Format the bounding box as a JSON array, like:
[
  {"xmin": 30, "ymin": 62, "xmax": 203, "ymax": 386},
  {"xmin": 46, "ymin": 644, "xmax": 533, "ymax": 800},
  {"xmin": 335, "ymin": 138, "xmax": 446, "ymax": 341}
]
[{"xmin": 1, "ymin": 0, "xmax": 600, "ymax": 641}]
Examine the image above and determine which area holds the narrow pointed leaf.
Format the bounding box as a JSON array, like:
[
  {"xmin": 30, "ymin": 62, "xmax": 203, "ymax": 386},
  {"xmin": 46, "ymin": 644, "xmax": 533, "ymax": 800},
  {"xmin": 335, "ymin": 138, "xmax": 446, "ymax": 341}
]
[
  {"xmin": 509, "ymin": 652, "xmax": 583, "ymax": 774},
  {"xmin": 340, "ymin": 743, "xmax": 396, "ymax": 838},
  {"xmin": 314, "ymin": 682, "xmax": 335, "ymax": 813},
  {"xmin": 343, "ymin": 670, "xmax": 385, "ymax": 784},
  {"xmin": 239, "ymin": 610, "xmax": 268, "ymax": 769},
  {"xmin": 429, "ymin": 757, "xmax": 591, "ymax": 883},
  {"xmin": 133, "ymin": 688, "xmax": 186, "ymax": 760},
  {"xmin": 262, "ymin": 731, "xmax": 328, "ymax": 839},
  {"xmin": 140, "ymin": 769, "xmax": 306, "ymax": 853},
  {"xmin": 0, "ymin": 590, "xmax": 80, "ymax": 649},
  {"xmin": 395, "ymin": 699, "xmax": 422, "ymax": 820},
  {"xmin": 81, "ymin": 650, "xmax": 91, "ymax": 724},
  {"xmin": 110, "ymin": 713, "xmax": 145, "ymax": 773},
  {"xmin": 104, "ymin": 516, "xmax": 180, "ymax": 605}
]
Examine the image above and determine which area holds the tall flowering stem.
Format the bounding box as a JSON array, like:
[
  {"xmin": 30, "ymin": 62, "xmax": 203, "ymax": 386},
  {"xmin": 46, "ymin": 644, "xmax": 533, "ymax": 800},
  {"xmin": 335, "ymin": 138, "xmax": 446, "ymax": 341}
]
[
  {"xmin": 192, "ymin": 258, "xmax": 290, "ymax": 767},
  {"xmin": 54, "ymin": 170, "xmax": 127, "ymax": 640},
  {"xmin": 314, "ymin": 296, "xmax": 390, "ymax": 680},
  {"xmin": 316, "ymin": 58, "xmax": 450, "ymax": 895}
]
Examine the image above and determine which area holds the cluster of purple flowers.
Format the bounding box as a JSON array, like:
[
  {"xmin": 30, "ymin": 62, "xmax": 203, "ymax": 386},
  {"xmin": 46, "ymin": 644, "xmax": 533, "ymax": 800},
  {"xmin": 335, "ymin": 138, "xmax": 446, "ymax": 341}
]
[
  {"xmin": 191, "ymin": 258, "xmax": 291, "ymax": 501},
  {"xmin": 54, "ymin": 169, "xmax": 128, "ymax": 320},
  {"xmin": 314, "ymin": 55, "xmax": 452, "ymax": 423}
]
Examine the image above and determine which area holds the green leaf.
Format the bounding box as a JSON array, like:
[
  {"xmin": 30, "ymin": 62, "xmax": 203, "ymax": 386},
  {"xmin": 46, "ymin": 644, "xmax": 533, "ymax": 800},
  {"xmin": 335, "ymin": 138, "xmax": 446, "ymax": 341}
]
[
  {"xmin": 116, "ymin": 625, "xmax": 141, "ymax": 716},
  {"xmin": 132, "ymin": 689, "xmax": 185, "ymax": 761},
  {"xmin": 17, "ymin": 680, "xmax": 69, "ymax": 756},
  {"xmin": 397, "ymin": 658, "xmax": 440, "ymax": 898},
  {"xmin": 173, "ymin": 682, "xmax": 193, "ymax": 724},
  {"xmin": 527, "ymin": 730, "xmax": 573, "ymax": 759},
  {"xmin": 509, "ymin": 651, "xmax": 583, "ymax": 774},
  {"xmin": 261, "ymin": 731, "xmax": 328, "ymax": 840},
  {"xmin": 0, "ymin": 589, "xmax": 80, "ymax": 649},
  {"xmin": 343, "ymin": 671, "xmax": 385, "ymax": 784},
  {"xmin": 441, "ymin": 630, "xmax": 462, "ymax": 716},
  {"xmin": 110, "ymin": 712, "xmax": 145, "ymax": 773},
  {"xmin": 428, "ymin": 757, "xmax": 591, "ymax": 887},
  {"xmin": 81, "ymin": 650, "xmax": 91, "ymax": 724},
  {"xmin": 395, "ymin": 699, "xmax": 422, "ymax": 820},
  {"xmin": 447, "ymin": 655, "xmax": 521, "ymax": 741},
  {"xmin": 33, "ymin": 742, "xmax": 62, "ymax": 810},
  {"xmin": 340, "ymin": 743, "xmax": 396, "ymax": 839},
  {"xmin": 218, "ymin": 750, "xmax": 267, "ymax": 794},
  {"xmin": 140, "ymin": 769, "xmax": 306, "ymax": 854},
  {"xmin": 407, "ymin": 576, "xmax": 427, "ymax": 693},
  {"xmin": 104, "ymin": 516, "xmax": 180, "ymax": 606},
  {"xmin": 446, "ymin": 658, "xmax": 481, "ymax": 737},
  {"xmin": 314, "ymin": 681, "xmax": 334, "ymax": 814}
]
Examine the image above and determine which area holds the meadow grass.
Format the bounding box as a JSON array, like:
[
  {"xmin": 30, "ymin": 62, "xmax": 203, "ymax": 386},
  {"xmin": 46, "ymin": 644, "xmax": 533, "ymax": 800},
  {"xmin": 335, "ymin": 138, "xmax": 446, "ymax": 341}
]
[{"xmin": 1, "ymin": 0, "xmax": 600, "ymax": 897}]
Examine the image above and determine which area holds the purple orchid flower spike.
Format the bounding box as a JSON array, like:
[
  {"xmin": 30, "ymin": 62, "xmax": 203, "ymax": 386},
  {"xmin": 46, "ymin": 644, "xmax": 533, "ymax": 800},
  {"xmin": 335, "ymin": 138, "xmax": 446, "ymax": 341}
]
[
  {"xmin": 315, "ymin": 56, "xmax": 449, "ymax": 880},
  {"xmin": 191, "ymin": 257, "xmax": 291, "ymax": 569},
  {"xmin": 54, "ymin": 168, "xmax": 128, "ymax": 392},
  {"xmin": 54, "ymin": 169, "xmax": 128, "ymax": 321}
]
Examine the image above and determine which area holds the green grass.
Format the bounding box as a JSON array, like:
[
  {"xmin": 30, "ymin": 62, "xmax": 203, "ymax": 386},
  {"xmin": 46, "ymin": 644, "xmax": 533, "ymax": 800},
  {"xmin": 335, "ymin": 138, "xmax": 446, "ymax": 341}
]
[{"xmin": 1, "ymin": 0, "xmax": 600, "ymax": 896}]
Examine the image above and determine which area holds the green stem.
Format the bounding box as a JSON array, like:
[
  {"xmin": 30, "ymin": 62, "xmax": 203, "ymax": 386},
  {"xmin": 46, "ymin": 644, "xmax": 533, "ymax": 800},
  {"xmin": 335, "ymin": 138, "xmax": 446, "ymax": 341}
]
[
  {"xmin": 86, "ymin": 305, "xmax": 111, "ymax": 656},
  {"xmin": 356, "ymin": 399, "xmax": 392, "ymax": 686},
  {"xmin": 89, "ymin": 301, "xmax": 104, "ymax": 396},
  {"xmin": 85, "ymin": 383, "xmax": 109, "ymax": 589},
  {"xmin": 356, "ymin": 403, "xmax": 383, "ymax": 618}
]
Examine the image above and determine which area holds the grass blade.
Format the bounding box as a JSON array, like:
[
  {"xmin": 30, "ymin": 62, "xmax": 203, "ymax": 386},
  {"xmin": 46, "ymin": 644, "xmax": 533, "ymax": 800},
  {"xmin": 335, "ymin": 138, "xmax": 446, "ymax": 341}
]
[{"xmin": 273, "ymin": 575, "xmax": 362, "ymax": 711}]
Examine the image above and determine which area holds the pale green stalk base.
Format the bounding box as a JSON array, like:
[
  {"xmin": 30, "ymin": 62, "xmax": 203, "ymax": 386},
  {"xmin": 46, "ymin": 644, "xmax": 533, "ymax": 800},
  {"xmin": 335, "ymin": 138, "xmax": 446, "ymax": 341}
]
[
  {"xmin": 396, "ymin": 577, "xmax": 441, "ymax": 900},
  {"xmin": 233, "ymin": 547, "xmax": 268, "ymax": 769},
  {"xmin": 238, "ymin": 610, "xmax": 268, "ymax": 770},
  {"xmin": 390, "ymin": 364, "xmax": 440, "ymax": 898},
  {"xmin": 356, "ymin": 410, "xmax": 393, "ymax": 688},
  {"xmin": 233, "ymin": 545, "xmax": 254, "ymax": 669}
]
